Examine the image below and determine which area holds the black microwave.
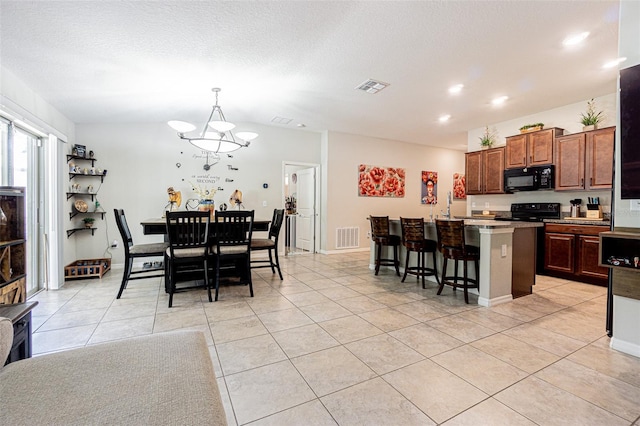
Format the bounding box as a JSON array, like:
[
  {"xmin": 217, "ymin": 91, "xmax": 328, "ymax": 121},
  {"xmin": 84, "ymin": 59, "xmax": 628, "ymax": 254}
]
[{"xmin": 504, "ymin": 165, "xmax": 555, "ymax": 192}]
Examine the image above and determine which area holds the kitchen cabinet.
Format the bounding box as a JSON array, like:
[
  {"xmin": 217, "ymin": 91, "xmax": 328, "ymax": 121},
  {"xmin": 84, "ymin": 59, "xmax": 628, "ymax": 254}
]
[
  {"xmin": 505, "ymin": 128, "xmax": 563, "ymax": 169},
  {"xmin": 465, "ymin": 147, "xmax": 505, "ymax": 195},
  {"xmin": 555, "ymin": 126, "xmax": 615, "ymax": 191},
  {"xmin": 544, "ymin": 223, "xmax": 609, "ymax": 285}
]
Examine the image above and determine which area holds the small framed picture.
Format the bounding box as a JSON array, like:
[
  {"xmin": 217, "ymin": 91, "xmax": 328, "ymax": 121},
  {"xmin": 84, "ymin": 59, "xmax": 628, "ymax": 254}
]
[{"xmin": 74, "ymin": 144, "xmax": 86, "ymax": 158}]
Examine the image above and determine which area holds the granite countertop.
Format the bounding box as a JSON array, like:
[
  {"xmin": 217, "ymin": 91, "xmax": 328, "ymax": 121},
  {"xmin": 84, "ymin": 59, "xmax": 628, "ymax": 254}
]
[
  {"xmin": 543, "ymin": 218, "xmax": 611, "ymax": 226},
  {"xmin": 390, "ymin": 218, "xmax": 543, "ymax": 229}
]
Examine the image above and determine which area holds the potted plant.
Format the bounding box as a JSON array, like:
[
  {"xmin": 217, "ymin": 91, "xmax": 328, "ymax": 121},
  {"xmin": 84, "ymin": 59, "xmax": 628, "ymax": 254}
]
[
  {"xmin": 479, "ymin": 125, "xmax": 496, "ymax": 149},
  {"xmin": 580, "ymin": 98, "xmax": 603, "ymax": 131},
  {"xmin": 519, "ymin": 123, "xmax": 544, "ymax": 133},
  {"xmin": 82, "ymin": 217, "xmax": 95, "ymax": 228}
]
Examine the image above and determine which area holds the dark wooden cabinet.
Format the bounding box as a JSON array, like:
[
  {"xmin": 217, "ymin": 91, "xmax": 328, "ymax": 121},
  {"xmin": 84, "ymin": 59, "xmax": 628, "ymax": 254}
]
[
  {"xmin": 544, "ymin": 223, "xmax": 609, "ymax": 285},
  {"xmin": 465, "ymin": 147, "xmax": 505, "ymax": 195},
  {"xmin": 505, "ymin": 128, "xmax": 562, "ymax": 169},
  {"xmin": 0, "ymin": 187, "xmax": 26, "ymax": 305},
  {"xmin": 0, "ymin": 301, "xmax": 38, "ymax": 365},
  {"xmin": 555, "ymin": 127, "xmax": 614, "ymax": 191}
]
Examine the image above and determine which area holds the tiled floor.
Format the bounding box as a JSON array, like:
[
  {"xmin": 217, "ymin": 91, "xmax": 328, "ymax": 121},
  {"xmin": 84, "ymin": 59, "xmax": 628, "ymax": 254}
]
[{"xmin": 30, "ymin": 252, "xmax": 640, "ymax": 425}]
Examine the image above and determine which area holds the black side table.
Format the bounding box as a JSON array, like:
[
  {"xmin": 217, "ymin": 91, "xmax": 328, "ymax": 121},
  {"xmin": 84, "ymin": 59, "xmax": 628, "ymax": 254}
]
[{"xmin": 0, "ymin": 301, "xmax": 38, "ymax": 365}]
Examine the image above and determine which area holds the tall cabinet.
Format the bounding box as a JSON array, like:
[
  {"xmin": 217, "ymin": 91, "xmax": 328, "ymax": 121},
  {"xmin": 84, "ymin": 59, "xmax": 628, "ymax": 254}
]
[
  {"xmin": 0, "ymin": 187, "xmax": 26, "ymax": 304},
  {"xmin": 465, "ymin": 147, "xmax": 505, "ymax": 195}
]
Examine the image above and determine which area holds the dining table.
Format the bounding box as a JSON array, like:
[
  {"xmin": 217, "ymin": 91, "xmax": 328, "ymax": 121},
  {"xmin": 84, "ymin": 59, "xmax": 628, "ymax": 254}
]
[{"xmin": 140, "ymin": 217, "xmax": 271, "ymax": 235}]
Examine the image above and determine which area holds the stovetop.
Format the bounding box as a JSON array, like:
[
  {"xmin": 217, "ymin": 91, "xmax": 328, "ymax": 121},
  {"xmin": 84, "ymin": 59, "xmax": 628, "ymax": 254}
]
[{"xmin": 495, "ymin": 202, "xmax": 561, "ymax": 222}]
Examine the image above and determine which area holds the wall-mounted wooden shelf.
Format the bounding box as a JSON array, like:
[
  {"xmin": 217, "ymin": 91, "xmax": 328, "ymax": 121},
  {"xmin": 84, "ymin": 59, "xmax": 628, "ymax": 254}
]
[{"xmin": 66, "ymin": 227, "xmax": 97, "ymax": 238}]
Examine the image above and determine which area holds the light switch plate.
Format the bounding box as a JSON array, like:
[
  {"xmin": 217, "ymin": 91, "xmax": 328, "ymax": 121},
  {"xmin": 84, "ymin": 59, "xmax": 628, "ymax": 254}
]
[{"xmin": 631, "ymin": 200, "xmax": 640, "ymax": 211}]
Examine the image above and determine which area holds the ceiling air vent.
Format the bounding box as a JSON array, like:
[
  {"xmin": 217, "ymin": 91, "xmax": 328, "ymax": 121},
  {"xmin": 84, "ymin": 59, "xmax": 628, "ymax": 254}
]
[
  {"xmin": 355, "ymin": 79, "xmax": 389, "ymax": 94},
  {"xmin": 271, "ymin": 116, "xmax": 293, "ymax": 125}
]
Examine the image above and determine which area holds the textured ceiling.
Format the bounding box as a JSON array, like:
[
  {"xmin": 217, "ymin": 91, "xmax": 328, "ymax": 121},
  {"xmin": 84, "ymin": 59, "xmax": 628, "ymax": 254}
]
[{"xmin": 0, "ymin": 1, "xmax": 620, "ymax": 150}]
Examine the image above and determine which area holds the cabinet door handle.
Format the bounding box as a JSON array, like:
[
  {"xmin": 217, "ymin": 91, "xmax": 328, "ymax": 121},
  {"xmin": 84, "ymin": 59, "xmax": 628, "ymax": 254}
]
[
  {"xmin": 581, "ymin": 178, "xmax": 584, "ymax": 187},
  {"xmin": 590, "ymin": 177, "xmax": 593, "ymax": 187},
  {"xmin": 529, "ymin": 155, "xmax": 532, "ymax": 164}
]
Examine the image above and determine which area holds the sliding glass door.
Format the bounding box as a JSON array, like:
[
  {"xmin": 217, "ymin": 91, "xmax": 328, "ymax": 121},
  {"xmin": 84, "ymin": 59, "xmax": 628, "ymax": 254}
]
[{"xmin": 0, "ymin": 118, "xmax": 45, "ymax": 296}]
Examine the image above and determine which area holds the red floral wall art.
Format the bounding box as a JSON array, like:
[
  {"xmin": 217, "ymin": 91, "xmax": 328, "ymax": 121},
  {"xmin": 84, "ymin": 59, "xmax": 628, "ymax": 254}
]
[
  {"xmin": 453, "ymin": 173, "xmax": 466, "ymax": 199},
  {"xmin": 358, "ymin": 164, "xmax": 405, "ymax": 197}
]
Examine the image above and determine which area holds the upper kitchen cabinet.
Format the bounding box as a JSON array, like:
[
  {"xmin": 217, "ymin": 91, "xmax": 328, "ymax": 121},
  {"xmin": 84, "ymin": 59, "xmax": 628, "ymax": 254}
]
[
  {"xmin": 505, "ymin": 128, "xmax": 564, "ymax": 169},
  {"xmin": 555, "ymin": 126, "xmax": 615, "ymax": 191},
  {"xmin": 465, "ymin": 147, "xmax": 505, "ymax": 195}
]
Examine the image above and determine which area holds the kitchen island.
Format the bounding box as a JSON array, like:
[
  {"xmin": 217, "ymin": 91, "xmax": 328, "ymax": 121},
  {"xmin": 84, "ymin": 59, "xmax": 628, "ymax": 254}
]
[{"xmin": 370, "ymin": 219, "xmax": 543, "ymax": 306}]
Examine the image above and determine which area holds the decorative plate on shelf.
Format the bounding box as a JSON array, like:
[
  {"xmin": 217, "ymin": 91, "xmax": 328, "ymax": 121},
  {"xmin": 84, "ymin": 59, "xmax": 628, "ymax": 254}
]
[{"xmin": 74, "ymin": 200, "xmax": 88, "ymax": 213}]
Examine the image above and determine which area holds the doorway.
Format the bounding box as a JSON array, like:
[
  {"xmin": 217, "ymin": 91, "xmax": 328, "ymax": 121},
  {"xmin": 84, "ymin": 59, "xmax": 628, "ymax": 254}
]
[{"xmin": 283, "ymin": 162, "xmax": 320, "ymax": 256}]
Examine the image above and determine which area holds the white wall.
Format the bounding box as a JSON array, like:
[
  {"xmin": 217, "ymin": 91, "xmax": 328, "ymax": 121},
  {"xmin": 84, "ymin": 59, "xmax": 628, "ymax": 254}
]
[
  {"xmin": 466, "ymin": 93, "xmax": 617, "ymax": 216},
  {"xmin": 74, "ymin": 122, "xmax": 322, "ymax": 265},
  {"xmin": 323, "ymin": 131, "xmax": 466, "ymax": 253}
]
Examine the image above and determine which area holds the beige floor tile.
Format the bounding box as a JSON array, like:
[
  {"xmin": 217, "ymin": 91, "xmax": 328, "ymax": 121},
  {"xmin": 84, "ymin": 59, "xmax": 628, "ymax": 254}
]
[
  {"xmin": 250, "ymin": 400, "xmax": 337, "ymax": 426},
  {"xmin": 442, "ymin": 397, "xmax": 537, "ymax": 426},
  {"xmin": 512, "ymin": 293, "xmax": 567, "ymax": 315},
  {"xmin": 284, "ymin": 290, "xmax": 332, "ymax": 307},
  {"xmin": 331, "ymin": 275, "xmax": 367, "ymax": 285},
  {"xmin": 530, "ymin": 310, "xmax": 607, "ymax": 343},
  {"xmin": 345, "ymin": 282, "xmax": 388, "ymax": 295},
  {"xmin": 217, "ymin": 334, "xmax": 287, "ymax": 375},
  {"xmin": 246, "ymin": 295, "xmax": 296, "ymax": 314},
  {"xmin": 272, "ymin": 324, "xmax": 339, "ymax": 358},
  {"xmin": 102, "ymin": 302, "xmax": 156, "ymax": 322},
  {"xmin": 390, "ymin": 323, "xmax": 464, "ymax": 357},
  {"xmin": 383, "ymin": 359, "xmax": 488, "ymax": 424},
  {"xmin": 292, "ymin": 346, "xmax": 377, "ymax": 396},
  {"xmin": 358, "ymin": 307, "xmax": 419, "ymax": 332},
  {"xmin": 503, "ymin": 323, "xmax": 587, "ymax": 356},
  {"xmin": 318, "ymin": 315, "xmax": 383, "ymax": 344},
  {"xmin": 392, "ymin": 300, "xmax": 449, "ymax": 322},
  {"xmin": 536, "ymin": 359, "xmax": 640, "ymax": 422},
  {"xmin": 210, "ymin": 315, "xmax": 268, "ymax": 344},
  {"xmin": 432, "ymin": 345, "xmax": 529, "ymax": 394},
  {"xmin": 56, "ymin": 296, "xmax": 114, "ymax": 313},
  {"xmin": 427, "ymin": 315, "xmax": 497, "ymax": 343},
  {"xmin": 568, "ymin": 343, "xmax": 640, "ymax": 388},
  {"xmin": 471, "ymin": 333, "xmax": 560, "ymax": 374},
  {"xmin": 203, "ymin": 300, "xmax": 254, "ymax": 322},
  {"xmin": 495, "ymin": 376, "xmax": 628, "ymax": 425},
  {"xmin": 258, "ymin": 307, "xmax": 314, "ymax": 332},
  {"xmin": 215, "ymin": 377, "xmax": 237, "ymax": 426},
  {"xmin": 292, "ymin": 272, "xmax": 326, "ymax": 282},
  {"xmin": 32, "ymin": 324, "xmax": 97, "ymax": 354},
  {"xmin": 334, "ymin": 295, "xmax": 387, "ymax": 314},
  {"xmin": 346, "ymin": 334, "xmax": 424, "ymax": 374},
  {"xmin": 422, "ymin": 296, "xmax": 478, "ymax": 315},
  {"xmin": 299, "ymin": 300, "xmax": 353, "ymax": 322},
  {"xmin": 321, "ymin": 377, "xmax": 435, "ymax": 425},
  {"xmin": 317, "ymin": 286, "xmax": 362, "ymax": 300},
  {"xmin": 301, "ymin": 278, "xmax": 343, "ymax": 290},
  {"xmin": 456, "ymin": 307, "xmax": 524, "ymax": 331},
  {"xmin": 38, "ymin": 308, "xmax": 107, "ymax": 331},
  {"xmin": 88, "ymin": 315, "xmax": 154, "ymax": 344},
  {"xmin": 225, "ymin": 360, "xmax": 315, "ymax": 425},
  {"xmin": 273, "ymin": 281, "xmax": 313, "ymax": 295},
  {"xmin": 367, "ymin": 291, "xmax": 418, "ymax": 307},
  {"xmin": 487, "ymin": 302, "xmax": 547, "ymax": 322},
  {"xmin": 153, "ymin": 307, "xmax": 208, "ymax": 332}
]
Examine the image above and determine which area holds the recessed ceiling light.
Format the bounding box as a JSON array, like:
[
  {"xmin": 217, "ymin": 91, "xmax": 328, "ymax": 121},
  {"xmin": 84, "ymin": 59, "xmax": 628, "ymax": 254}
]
[
  {"xmin": 563, "ymin": 31, "xmax": 589, "ymax": 47},
  {"xmin": 603, "ymin": 57, "xmax": 627, "ymax": 69},
  {"xmin": 492, "ymin": 95, "xmax": 509, "ymax": 106},
  {"xmin": 439, "ymin": 114, "xmax": 451, "ymax": 123},
  {"xmin": 449, "ymin": 84, "xmax": 464, "ymax": 94},
  {"xmin": 355, "ymin": 79, "xmax": 389, "ymax": 94}
]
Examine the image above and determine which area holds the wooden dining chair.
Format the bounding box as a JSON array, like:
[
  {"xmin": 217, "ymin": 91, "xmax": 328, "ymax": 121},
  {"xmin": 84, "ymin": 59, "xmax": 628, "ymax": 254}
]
[
  {"xmin": 165, "ymin": 211, "xmax": 211, "ymax": 307},
  {"xmin": 251, "ymin": 208, "xmax": 285, "ymax": 280},
  {"xmin": 212, "ymin": 210, "xmax": 254, "ymax": 301},
  {"xmin": 113, "ymin": 209, "xmax": 168, "ymax": 299}
]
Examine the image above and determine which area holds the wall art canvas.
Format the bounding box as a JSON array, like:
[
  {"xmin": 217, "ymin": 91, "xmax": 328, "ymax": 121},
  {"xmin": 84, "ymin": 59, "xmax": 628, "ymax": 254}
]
[
  {"xmin": 453, "ymin": 173, "xmax": 466, "ymax": 199},
  {"xmin": 421, "ymin": 170, "xmax": 438, "ymax": 204},
  {"xmin": 358, "ymin": 164, "xmax": 405, "ymax": 197}
]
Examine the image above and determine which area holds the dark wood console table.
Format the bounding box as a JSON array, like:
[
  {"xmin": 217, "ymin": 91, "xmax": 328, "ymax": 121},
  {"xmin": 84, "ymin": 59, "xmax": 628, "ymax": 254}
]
[{"xmin": 1, "ymin": 301, "xmax": 38, "ymax": 365}]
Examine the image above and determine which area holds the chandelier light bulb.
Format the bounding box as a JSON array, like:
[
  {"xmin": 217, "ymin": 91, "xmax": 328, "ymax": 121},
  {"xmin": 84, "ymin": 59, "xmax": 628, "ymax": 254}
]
[
  {"xmin": 168, "ymin": 88, "xmax": 258, "ymax": 154},
  {"xmin": 208, "ymin": 120, "xmax": 236, "ymax": 132}
]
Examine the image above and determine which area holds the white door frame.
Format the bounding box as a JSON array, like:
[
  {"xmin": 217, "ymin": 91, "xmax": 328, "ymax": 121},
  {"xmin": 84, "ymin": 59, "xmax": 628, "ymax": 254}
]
[{"xmin": 282, "ymin": 161, "xmax": 320, "ymax": 255}]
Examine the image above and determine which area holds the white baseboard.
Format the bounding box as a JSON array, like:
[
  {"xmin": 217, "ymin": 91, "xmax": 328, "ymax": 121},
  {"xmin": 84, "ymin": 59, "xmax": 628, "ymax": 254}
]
[
  {"xmin": 322, "ymin": 247, "xmax": 370, "ymax": 255},
  {"xmin": 610, "ymin": 337, "xmax": 640, "ymax": 358},
  {"xmin": 478, "ymin": 294, "xmax": 513, "ymax": 307}
]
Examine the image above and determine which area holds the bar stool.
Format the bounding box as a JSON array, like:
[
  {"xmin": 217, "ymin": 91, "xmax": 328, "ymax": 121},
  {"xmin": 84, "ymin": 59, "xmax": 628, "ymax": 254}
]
[
  {"xmin": 369, "ymin": 215, "xmax": 400, "ymax": 276},
  {"xmin": 435, "ymin": 219, "xmax": 479, "ymax": 304},
  {"xmin": 400, "ymin": 217, "xmax": 439, "ymax": 288}
]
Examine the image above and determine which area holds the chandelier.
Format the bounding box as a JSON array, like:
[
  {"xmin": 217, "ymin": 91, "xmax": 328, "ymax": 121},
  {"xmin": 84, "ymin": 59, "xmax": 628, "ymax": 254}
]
[{"xmin": 168, "ymin": 88, "xmax": 258, "ymax": 154}]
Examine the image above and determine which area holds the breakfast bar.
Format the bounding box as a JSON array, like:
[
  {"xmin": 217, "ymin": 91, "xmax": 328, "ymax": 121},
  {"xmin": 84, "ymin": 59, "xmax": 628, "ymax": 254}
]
[{"xmin": 371, "ymin": 219, "xmax": 542, "ymax": 306}]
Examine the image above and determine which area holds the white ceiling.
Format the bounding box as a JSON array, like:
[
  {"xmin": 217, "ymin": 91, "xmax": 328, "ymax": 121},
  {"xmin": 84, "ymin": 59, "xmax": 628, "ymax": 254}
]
[{"xmin": 0, "ymin": 1, "xmax": 621, "ymax": 150}]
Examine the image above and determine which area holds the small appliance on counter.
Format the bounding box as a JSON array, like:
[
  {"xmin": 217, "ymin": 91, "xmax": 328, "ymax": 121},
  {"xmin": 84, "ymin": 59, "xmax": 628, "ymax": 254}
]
[{"xmin": 570, "ymin": 198, "xmax": 582, "ymax": 218}]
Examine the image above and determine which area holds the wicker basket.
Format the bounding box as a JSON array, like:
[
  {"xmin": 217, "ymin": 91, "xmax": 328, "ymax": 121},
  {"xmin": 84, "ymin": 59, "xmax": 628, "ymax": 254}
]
[{"xmin": 65, "ymin": 258, "xmax": 111, "ymax": 280}]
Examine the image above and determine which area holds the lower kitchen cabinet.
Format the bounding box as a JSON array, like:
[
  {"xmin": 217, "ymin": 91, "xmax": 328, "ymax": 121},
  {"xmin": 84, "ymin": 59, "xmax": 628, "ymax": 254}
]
[{"xmin": 544, "ymin": 223, "xmax": 609, "ymax": 285}]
